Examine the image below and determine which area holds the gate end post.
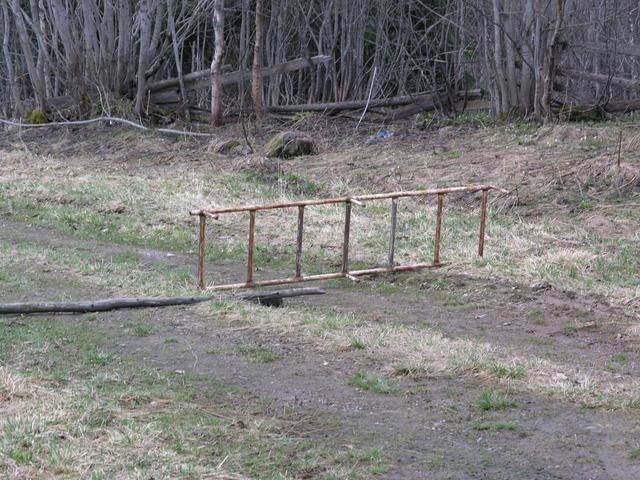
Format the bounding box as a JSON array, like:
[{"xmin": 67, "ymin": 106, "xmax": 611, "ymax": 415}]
[{"xmin": 198, "ymin": 214, "xmax": 206, "ymax": 289}]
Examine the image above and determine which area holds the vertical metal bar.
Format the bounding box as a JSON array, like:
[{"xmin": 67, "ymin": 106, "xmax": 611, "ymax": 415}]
[
  {"xmin": 434, "ymin": 193, "xmax": 444, "ymax": 265},
  {"xmin": 247, "ymin": 210, "xmax": 256, "ymax": 285},
  {"xmin": 198, "ymin": 214, "xmax": 206, "ymax": 289},
  {"xmin": 388, "ymin": 197, "xmax": 398, "ymax": 267},
  {"xmin": 342, "ymin": 201, "xmax": 352, "ymax": 274},
  {"xmin": 478, "ymin": 189, "xmax": 489, "ymax": 257},
  {"xmin": 617, "ymin": 129, "xmax": 623, "ymax": 170},
  {"xmin": 295, "ymin": 205, "xmax": 305, "ymax": 278}
]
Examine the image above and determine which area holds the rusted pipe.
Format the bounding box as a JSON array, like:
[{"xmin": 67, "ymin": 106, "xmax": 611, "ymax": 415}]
[
  {"xmin": 247, "ymin": 210, "xmax": 256, "ymax": 285},
  {"xmin": 388, "ymin": 197, "xmax": 398, "ymax": 267},
  {"xmin": 295, "ymin": 206, "xmax": 305, "ymax": 278},
  {"xmin": 190, "ymin": 184, "xmax": 508, "ymax": 216},
  {"xmin": 203, "ymin": 262, "xmax": 445, "ymax": 291},
  {"xmin": 479, "ymin": 189, "xmax": 489, "ymax": 257},
  {"xmin": 198, "ymin": 214, "xmax": 206, "ymax": 289},
  {"xmin": 342, "ymin": 201, "xmax": 352, "ymax": 274},
  {"xmin": 434, "ymin": 193, "xmax": 444, "ymax": 265}
]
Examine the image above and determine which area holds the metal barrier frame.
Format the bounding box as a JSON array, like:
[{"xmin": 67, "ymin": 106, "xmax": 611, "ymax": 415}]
[{"xmin": 191, "ymin": 184, "xmax": 507, "ymax": 291}]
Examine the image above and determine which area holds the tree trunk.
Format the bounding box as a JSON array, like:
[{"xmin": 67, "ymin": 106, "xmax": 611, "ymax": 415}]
[
  {"xmin": 7, "ymin": 0, "xmax": 46, "ymax": 110},
  {"xmin": 518, "ymin": 0, "xmax": 535, "ymax": 115},
  {"xmin": 166, "ymin": 0, "xmax": 189, "ymax": 119},
  {"xmin": 211, "ymin": 0, "xmax": 225, "ymax": 127},
  {"xmin": 491, "ymin": 0, "xmax": 509, "ymax": 113},
  {"xmin": 1, "ymin": 0, "xmax": 21, "ymax": 115},
  {"xmin": 134, "ymin": 0, "xmax": 152, "ymax": 116},
  {"xmin": 541, "ymin": 0, "xmax": 565, "ymax": 118},
  {"xmin": 252, "ymin": 0, "xmax": 265, "ymax": 118},
  {"xmin": 116, "ymin": 0, "xmax": 132, "ymax": 94}
]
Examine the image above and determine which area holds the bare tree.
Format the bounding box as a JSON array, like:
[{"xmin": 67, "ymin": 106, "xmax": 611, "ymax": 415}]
[
  {"xmin": 211, "ymin": 0, "xmax": 225, "ymax": 127},
  {"xmin": 134, "ymin": 0, "xmax": 152, "ymax": 116},
  {"xmin": 252, "ymin": 0, "xmax": 265, "ymax": 119},
  {"xmin": 1, "ymin": 0, "xmax": 21, "ymax": 115}
]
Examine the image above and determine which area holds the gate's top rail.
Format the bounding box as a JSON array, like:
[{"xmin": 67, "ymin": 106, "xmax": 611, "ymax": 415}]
[{"xmin": 190, "ymin": 184, "xmax": 508, "ymax": 216}]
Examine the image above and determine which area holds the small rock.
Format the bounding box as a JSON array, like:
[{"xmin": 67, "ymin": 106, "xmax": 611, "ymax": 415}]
[
  {"xmin": 211, "ymin": 139, "xmax": 241, "ymax": 155},
  {"xmin": 531, "ymin": 280, "xmax": 552, "ymax": 291},
  {"xmin": 397, "ymin": 455, "xmax": 417, "ymax": 465},
  {"xmin": 99, "ymin": 202, "xmax": 126, "ymax": 214},
  {"xmin": 265, "ymin": 131, "xmax": 317, "ymax": 158}
]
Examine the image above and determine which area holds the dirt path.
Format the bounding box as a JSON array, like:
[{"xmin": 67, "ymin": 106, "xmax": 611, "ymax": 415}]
[{"xmin": 2, "ymin": 218, "xmax": 640, "ymax": 479}]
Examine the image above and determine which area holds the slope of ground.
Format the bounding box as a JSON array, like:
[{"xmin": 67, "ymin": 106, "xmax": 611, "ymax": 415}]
[{"xmin": 0, "ymin": 118, "xmax": 639, "ymax": 479}]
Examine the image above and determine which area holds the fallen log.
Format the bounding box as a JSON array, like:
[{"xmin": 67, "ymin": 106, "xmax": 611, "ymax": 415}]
[
  {"xmin": 0, "ymin": 116, "xmax": 215, "ymax": 138},
  {"xmin": 602, "ymin": 98, "xmax": 640, "ymax": 112},
  {"xmin": 148, "ymin": 55, "xmax": 332, "ymax": 93},
  {"xmin": 569, "ymin": 41, "xmax": 640, "ymax": 58},
  {"xmin": 268, "ymin": 93, "xmax": 433, "ymax": 113},
  {"xmin": 556, "ymin": 68, "xmax": 640, "ymax": 91},
  {"xmin": 0, "ymin": 287, "xmax": 326, "ymax": 315},
  {"xmin": 266, "ymin": 90, "xmax": 482, "ymax": 114}
]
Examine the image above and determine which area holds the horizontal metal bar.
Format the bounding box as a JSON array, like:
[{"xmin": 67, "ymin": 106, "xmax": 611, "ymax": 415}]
[
  {"xmin": 190, "ymin": 184, "xmax": 508, "ymax": 216},
  {"xmin": 202, "ymin": 262, "xmax": 445, "ymax": 291},
  {"xmin": 204, "ymin": 272, "xmax": 345, "ymax": 291}
]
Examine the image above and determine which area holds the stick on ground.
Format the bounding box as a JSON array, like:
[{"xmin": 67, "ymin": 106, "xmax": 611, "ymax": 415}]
[{"xmin": 0, "ymin": 288, "xmax": 326, "ymax": 315}]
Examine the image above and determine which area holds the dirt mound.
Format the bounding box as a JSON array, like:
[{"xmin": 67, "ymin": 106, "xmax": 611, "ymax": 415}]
[
  {"xmin": 534, "ymin": 125, "xmax": 587, "ymax": 146},
  {"xmin": 583, "ymin": 214, "xmax": 630, "ymax": 237}
]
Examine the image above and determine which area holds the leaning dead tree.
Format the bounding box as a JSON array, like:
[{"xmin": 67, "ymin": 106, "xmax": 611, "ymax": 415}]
[{"xmin": 2, "ymin": 0, "xmax": 640, "ymax": 123}]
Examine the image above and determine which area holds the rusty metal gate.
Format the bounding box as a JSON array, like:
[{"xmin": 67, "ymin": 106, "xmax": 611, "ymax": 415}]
[{"xmin": 191, "ymin": 184, "xmax": 507, "ymax": 291}]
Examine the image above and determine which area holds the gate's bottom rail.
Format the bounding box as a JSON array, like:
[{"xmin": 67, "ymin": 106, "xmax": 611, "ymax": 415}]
[{"xmin": 190, "ymin": 184, "xmax": 508, "ymax": 291}]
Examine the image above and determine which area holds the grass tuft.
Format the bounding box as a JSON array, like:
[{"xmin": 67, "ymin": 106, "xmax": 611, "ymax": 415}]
[
  {"xmin": 235, "ymin": 345, "xmax": 278, "ymax": 363},
  {"xmin": 471, "ymin": 419, "xmax": 517, "ymax": 431},
  {"xmin": 348, "ymin": 370, "xmax": 397, "ymax": 394},
  {"xmin": 488, "ymin": 362, "xmax": 527, "ymax": 380},
  {"xmin": 478, "ymin": 389, "xmax": 518, "ymax": 411},
  {"xmin": 132, "ymin": 323, "xmax": 153, "ymax": 337},
  {"xmin": 85, "ymin": 350, "xmax": 115, "ymax": 366}
]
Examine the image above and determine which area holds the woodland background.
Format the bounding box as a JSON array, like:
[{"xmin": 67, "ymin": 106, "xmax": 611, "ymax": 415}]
[{"xmin": 2, "ymin": 0, "xmax": 640, "ymax": 124}]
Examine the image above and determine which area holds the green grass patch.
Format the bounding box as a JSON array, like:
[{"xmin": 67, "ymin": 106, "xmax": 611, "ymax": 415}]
[
  {"xmin": 478, "ymin": 389, "xmax": 518, "ymax": 411},
  {"xmin": 235, "ymin": 345, "xmax": 278, "ymax": 363},
  {"xmin": 605, "ymin": 354, "xmax": 628, "ymax": 372},
  {"xmin": 283, "ymin": 172, "xmax": 323, "ymax": 195},
  {"xmin": 132, "ymin": 323, "xmax": 153, "ymax": 337},
  {"xmin": 581, "ymin": 136, "xmax": 609, "ymax": 149},
  {"xmin": 81, "ymin": 313, "xmax": 98, "ymax": 322},
  {"xmin": 526, "ymin": 309, "xmax": 546, "ymax": 325},
  {"xmin": 564, "ymin": 323, "xmax": 579, "ymax": 335},
  {"xmin": 392, "ymin": 362, "xmax": 423, "ymax": 377},
  {"xmin": 348, "ymin": 370, "xmax": 397, "ymax": 394},
  {"xmin": 471, "ymin": 419, "xmax": 517, "ymax": 431},
  {"xmin": 85, "ymin": 350, "xmax": 115, "ymax": 366},
  {"xmin": 488, "ymin": 362, "xmax": 527, "ymax": 380}
]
